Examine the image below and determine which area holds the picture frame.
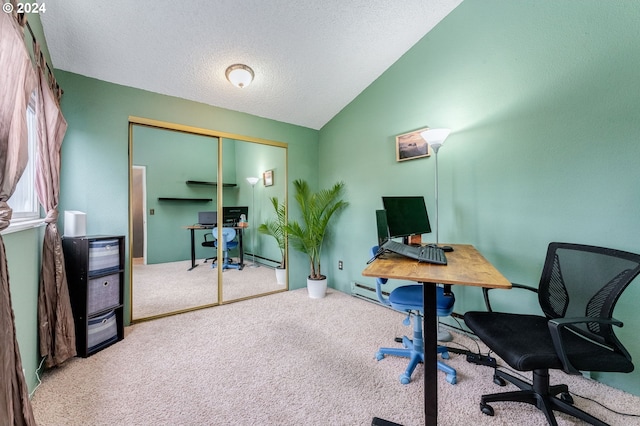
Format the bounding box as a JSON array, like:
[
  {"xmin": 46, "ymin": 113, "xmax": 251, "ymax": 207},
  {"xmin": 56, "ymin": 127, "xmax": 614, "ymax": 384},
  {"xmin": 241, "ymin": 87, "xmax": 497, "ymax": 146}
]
[
  {"xmin": 395, "ymin": 127, "xmax": 430, "ymax": 162},
  {"xmin": 263, "ymin": 170, "xmax": 274, "ymax": 187}
]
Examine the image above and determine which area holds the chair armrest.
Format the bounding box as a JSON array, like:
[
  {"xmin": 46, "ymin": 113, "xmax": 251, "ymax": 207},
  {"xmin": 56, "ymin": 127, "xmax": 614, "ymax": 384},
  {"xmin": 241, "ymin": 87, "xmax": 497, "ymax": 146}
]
[
  {"xmin": 548, "ymin": 317, "xmax": 624, "ymax": 375},
  {"xmin": 204, "ymin": 233, "xmax": 214, "ymax": 242},
  {"xmin": 482, "ymin": 283, "xmax": 537, "ymax": 312}
]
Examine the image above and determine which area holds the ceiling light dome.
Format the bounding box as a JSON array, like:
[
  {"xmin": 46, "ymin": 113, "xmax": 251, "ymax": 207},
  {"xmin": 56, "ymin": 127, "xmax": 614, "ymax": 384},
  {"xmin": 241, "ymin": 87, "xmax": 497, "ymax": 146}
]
[{"xmin": 225, "ymin": 64, "xmax": 254, "ymax": 88}]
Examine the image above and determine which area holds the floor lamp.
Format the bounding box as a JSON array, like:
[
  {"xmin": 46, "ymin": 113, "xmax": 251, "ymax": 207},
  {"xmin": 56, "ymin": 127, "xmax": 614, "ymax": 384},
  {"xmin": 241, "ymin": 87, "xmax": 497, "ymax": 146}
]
[
  {"xmin": 420, "ymin": 128, "xmax": 452, "ymax": 342},
  {"xmin": 246, "ymin": 177, "xmax": 260, "ymax": 268}
]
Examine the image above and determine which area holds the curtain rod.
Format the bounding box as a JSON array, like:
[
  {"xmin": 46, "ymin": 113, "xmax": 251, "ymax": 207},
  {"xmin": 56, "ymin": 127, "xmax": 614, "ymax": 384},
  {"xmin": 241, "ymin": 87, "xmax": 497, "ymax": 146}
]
[{"xmin": 23, "ymin": 18, "xmax": 64, "ymax": 97}]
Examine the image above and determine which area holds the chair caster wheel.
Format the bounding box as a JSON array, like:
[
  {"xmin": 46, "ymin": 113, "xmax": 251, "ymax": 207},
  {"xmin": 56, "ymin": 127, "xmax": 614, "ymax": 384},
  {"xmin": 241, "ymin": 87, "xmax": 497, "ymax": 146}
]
[
  {"xmin": 440, "ymin": 351, "xmax": 450, "ymax": 360},
  {"xmin": 400, "ymin": 375, "xmax": 411, "ymax": 385},
  {"xmin": 445, "ymin": 374, "xmax": 456, "ymax": 385},
  {"xmin": 559, "ymin": 392, "xmax": 574, "ymax": 404},
  {"xmin": 493, "ymin": 375, "xmax": 506, "ymax": 386},
  {"xmin": 480, "ymin": 402, "xmax": 494, "ymax": 416},
  {"xmin": 375, "ymin": 352, "xmax": 385, "ymax": 361}
]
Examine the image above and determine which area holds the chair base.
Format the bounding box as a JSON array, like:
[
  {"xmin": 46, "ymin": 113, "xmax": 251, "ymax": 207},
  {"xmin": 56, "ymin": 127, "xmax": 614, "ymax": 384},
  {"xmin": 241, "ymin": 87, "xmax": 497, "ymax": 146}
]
[
  {"xmin": 212, "ymin": 257, "xmax": 241, "ymax": 270},
  {"xmin": 480, "ymin": 368, "xmax": 608, "ymax": 426},
  {"xmin": 376, "ymin": 335, "xmax": 457, "ymax": 385}
]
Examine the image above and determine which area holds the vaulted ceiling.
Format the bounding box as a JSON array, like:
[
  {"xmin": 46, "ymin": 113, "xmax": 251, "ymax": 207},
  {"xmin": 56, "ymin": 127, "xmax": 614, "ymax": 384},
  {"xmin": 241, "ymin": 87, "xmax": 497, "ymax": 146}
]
[{"xmin": 41, "ymin": 0, "xmax": 462, "ymax": 130}]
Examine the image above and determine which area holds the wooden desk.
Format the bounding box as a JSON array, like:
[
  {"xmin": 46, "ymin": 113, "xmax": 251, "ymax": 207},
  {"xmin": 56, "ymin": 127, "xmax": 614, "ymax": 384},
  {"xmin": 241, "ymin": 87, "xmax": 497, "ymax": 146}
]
[
  {"xmin": 362, "ymin": 244, "xmax": 511, "ymax": 425},
  {"xmin": 185, "ymin": 225, "xmax": 245, "ymax": 270}
]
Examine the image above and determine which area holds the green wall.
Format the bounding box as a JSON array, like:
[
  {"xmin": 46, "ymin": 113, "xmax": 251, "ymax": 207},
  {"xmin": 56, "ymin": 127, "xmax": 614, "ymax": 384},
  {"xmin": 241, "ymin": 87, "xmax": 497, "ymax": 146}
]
[
  {"xmin": 233, "ymin": 140, "xmax": 287, "ymax": 264},
  {"xmin": 318, "ymin": 0, "xmax": 640, "ymax": 394},
  {"xmin": 4, "ymin": 228, "xmax": 43, "ymax": 393},
  {"xmin": 133, "ymin": 126, "xmax": 221, "ymax": 264},
  {"xmin": 131, "ymin": 128, "xmax": 287, "ymax": 265}
]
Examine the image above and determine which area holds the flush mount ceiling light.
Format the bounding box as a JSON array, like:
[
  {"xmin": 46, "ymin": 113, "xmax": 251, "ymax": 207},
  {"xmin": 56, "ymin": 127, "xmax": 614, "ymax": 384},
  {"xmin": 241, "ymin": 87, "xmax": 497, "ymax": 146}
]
[{"xmin": 225, "ymin": 64, "xmax": 254, "ymax": 88}]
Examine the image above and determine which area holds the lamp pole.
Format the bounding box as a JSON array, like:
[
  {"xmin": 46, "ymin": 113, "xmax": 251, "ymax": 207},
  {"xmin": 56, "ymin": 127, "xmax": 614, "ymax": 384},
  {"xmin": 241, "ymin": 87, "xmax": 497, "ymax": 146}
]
[
  {"xmin": 433, "ymin": 145, "xmax": 440, "ymax": 245},
  {"xmin": 420, "ymin": 128, "xmax": 450, "ymax": 246},
  {"xmin": 246, "ymin": 177, "xmax": 260, "ymax": 267},
  {"xmin": 420, "ymin": 129, "xmax": 452, "ymax": 342}
]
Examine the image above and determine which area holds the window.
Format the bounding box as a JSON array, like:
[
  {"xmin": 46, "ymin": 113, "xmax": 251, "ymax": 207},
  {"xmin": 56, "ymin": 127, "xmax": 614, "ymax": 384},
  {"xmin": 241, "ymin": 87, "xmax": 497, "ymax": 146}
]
[{"xmin": 6, "ymin": 93, "xmax": 40, "ymax": 229}]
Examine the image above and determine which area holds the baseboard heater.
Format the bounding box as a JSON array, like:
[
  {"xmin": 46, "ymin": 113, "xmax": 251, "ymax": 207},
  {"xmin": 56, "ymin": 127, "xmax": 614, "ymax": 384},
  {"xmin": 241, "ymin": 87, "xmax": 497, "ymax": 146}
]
[
  {"xmin": 351, "ymin": 281, "xmax": 389, "ymax": 304},
  {"xmin": 244, "ymin": 252, "xmax": 280, "ymax": 268}
]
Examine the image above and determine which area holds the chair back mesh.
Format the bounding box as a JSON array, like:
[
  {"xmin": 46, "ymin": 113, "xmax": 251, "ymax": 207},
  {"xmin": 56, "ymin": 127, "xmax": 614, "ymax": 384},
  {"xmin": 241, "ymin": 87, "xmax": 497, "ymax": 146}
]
[{"xmin": 538, "ymin": 243, "xmax": 640, "ymax": 347}]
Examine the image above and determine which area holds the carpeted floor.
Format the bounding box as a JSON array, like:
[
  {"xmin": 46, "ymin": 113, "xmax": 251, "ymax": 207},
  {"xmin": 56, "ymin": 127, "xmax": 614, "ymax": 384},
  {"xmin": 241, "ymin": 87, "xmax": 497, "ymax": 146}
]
[
  {"xmin": 31, "ymin": 289, "xmax": 640, "ymax": 425},
  {"xmin": 132, "ymin": 258, "xmax": 285, "ymax": 320}
]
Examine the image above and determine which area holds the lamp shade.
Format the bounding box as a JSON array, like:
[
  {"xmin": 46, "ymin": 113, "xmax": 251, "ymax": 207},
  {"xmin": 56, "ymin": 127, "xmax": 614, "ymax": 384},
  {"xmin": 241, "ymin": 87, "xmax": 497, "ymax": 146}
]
[
  {"xmin": 226, "ymin": 64, "xmax": 254, "ymax": 88},
  {"xmin": 246, "ymin": 176, "xmax": 259, "ymax": 185},
  {"xmin": 420, "ymin": 128, "xmax": 451, "ymax": 153}
]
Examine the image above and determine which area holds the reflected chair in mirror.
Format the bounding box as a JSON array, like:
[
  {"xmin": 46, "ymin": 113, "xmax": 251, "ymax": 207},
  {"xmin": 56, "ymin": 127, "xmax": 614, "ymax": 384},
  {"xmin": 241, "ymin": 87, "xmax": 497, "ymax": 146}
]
[
  {"xmin": 201, "ymin": 233, "xmax": 217, "ymax": 263},
  {"xmin": 212, "ymin": 227, "xmax": 240, "ymax": 270},
  {"xmin": 371, "ymin": 246, "xmax": 457, "ymax": 385},
  {"xmin": 464, "ymin": 242, "xmax": 640, "ymax": 425}
]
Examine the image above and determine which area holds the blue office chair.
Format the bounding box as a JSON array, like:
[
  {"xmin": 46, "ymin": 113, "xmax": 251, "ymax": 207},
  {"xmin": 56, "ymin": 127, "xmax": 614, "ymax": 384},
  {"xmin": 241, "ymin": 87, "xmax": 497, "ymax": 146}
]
[
  {"xmin": 371, "ymin": 246, "xmax": 457, "ymax": 385},
  {"xmin": 212, "ymin": 227, "xmax": 240, "ymax": 270}
]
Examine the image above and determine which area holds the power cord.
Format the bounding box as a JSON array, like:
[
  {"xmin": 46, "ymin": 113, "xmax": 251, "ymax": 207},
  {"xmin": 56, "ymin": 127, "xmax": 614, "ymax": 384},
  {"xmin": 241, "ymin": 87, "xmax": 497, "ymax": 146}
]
[
  {"xmin": 494, "ymin": 364, "xmax": 640, "ymax": 420},
  {"xmin": 28, "ymin": 357, "xmax": 46, "ymax": 399},
  {"xmin": 570, "ymin": 392, "xmax": 640, "ymax": 419}
]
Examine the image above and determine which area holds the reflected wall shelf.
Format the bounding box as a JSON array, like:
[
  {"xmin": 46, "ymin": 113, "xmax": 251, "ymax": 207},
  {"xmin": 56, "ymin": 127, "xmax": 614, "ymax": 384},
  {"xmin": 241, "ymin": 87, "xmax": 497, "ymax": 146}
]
[
  {"xmin": 158, "ymin": 197, "xmax": 212, "ymax": 202},
  {"xmin": 186, "ymin": 180, "xmax": 237, "ymax": 187}
]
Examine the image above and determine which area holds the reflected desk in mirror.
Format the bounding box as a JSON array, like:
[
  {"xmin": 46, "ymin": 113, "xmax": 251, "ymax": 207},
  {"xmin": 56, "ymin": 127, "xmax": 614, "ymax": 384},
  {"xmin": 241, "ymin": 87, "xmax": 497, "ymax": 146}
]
[{"xmin": 185, "ymin": 224, "xmax": 245, "ymax": 270}]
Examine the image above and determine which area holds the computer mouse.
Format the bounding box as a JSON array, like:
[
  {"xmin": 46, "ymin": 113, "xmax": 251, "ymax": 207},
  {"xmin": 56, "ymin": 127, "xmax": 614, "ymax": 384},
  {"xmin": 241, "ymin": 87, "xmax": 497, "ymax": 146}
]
[{"xmin": 441, "ymin": 246, "xmax": 454, "ymax": 252}]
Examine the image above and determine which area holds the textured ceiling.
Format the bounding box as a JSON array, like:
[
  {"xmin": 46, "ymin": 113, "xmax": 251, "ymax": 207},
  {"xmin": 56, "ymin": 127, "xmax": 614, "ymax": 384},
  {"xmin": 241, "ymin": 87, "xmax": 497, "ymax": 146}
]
[{"xmin": 40, "ymin": 0, "xmax": 462, "ymax": 130}]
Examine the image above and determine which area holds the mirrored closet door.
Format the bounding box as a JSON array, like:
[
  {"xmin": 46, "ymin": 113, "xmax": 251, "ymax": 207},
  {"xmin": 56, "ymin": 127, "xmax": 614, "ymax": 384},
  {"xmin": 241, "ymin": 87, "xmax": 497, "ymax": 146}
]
[{"xmin": 129, "ymin": 117, "xmax": 288, "ymax": 322}]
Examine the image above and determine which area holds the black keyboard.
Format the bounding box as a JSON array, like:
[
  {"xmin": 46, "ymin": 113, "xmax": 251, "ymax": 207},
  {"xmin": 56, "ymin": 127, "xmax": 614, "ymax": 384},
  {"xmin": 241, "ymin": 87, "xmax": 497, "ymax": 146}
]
[{"xmin": 381, "ymin": 240, "xmax": 447, "ymax": 265}]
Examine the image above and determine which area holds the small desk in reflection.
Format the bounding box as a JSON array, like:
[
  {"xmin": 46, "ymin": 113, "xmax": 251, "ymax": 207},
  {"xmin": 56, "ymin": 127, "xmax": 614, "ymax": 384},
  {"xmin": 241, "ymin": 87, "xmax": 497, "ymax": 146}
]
[{"xmin": 185, "ymin": 224, "xmax": 245, "ymax": 270}]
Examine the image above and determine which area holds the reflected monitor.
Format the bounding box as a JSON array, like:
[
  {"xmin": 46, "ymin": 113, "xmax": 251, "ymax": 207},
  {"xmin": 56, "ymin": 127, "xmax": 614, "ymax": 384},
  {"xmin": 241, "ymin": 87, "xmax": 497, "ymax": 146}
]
[
  {"xmin": 198, "ymin": 211, "xmax": 217, "ymax": 226},
  {"xmin": 222, "ymin": 206, "xmax": 248, "ymax": 226}
]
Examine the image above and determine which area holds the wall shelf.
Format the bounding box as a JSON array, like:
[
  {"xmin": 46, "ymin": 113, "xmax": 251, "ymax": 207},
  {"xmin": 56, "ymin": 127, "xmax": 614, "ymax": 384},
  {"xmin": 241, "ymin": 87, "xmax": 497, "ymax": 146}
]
[
  {"xmin": 158, "ymin": 197, "xmax": 212, "ymax": 202},
  {"xmin": 186, "ymin": 180, "xmax": 237, "ymax": 187}
]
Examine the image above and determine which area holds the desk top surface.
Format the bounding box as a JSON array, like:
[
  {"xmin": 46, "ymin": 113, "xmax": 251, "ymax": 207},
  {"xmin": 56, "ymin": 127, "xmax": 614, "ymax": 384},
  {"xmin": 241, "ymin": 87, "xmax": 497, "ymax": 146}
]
[
  {"xmin": 362, "ymin": 244, "xmax": 511, "ymax": 289},
  {"xmin": 185, "ymin": 224, "xmax": 248, "ymax": 230}
]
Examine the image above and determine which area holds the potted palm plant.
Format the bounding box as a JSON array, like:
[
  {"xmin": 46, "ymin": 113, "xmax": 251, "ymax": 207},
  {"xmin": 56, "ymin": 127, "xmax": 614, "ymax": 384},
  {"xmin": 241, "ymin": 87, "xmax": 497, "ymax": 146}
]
[
  {"xmin": 258, "ymin": 197, "xmax": 287, "ymax": 285},
  {"xmin": 285, "ymin": 179, "xmax": 348, "ymax": 298}
]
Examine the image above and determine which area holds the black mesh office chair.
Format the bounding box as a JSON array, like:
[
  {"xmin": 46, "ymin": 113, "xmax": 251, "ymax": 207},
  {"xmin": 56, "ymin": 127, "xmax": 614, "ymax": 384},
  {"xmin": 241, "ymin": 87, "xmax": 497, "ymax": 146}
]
[
  {"xmin": 201, "ymin": 233, "xmax": 217, "ymax": 263},
  {"xmin": 464, "ymin": 242, "xmax": 640, "ymax": 426}
]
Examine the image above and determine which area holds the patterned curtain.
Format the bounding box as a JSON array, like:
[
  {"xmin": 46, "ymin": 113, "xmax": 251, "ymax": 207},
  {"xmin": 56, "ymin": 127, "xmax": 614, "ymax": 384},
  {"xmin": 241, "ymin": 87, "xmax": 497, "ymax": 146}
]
[
  {"xmin": 0, "ymin": 10, "xmax": 38, "ymax": 426},
  {"xmin": 34, "ymin": 42, "xmax": 76, "ymax": 368}
]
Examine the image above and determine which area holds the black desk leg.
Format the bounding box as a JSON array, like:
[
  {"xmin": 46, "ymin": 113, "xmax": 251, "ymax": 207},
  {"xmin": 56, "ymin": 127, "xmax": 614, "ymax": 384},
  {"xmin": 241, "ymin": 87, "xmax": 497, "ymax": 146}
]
[
  {"xmin": 423, "ymin": 283, "xmax": 438, "ymax": 425},
  {"xmin": 188, "ymin": 228, "xmax": 198, "ymax": 271},
  {"xmin": 238, "ymin": 228, "xmax": 245, "ymax": 270}
]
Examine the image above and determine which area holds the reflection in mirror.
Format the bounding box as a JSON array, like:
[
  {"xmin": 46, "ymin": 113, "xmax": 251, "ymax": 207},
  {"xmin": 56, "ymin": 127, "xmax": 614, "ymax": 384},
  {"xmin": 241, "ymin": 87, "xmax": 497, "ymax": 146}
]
[
  {"xmin": 220, "ymin": 138, "xmax": 288, "ymax": 303},
  {"xmin": 129, "ymin": 118, "xmax": 288, "ymax": 322}
]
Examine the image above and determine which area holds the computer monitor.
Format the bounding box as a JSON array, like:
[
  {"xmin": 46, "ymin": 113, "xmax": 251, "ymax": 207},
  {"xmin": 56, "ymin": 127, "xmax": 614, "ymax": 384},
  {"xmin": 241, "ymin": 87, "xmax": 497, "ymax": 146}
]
[
  {"xmin": 375, "ymin": 209, "xmax": 390, "ymax": 246},
  {"xmin": 381, "ymin": 196, "xmax": 432, "ymax": 240},
  {"xmin": 198, "ymin": 211, "xmax": 217, "ymax": 226},
  {"xmin": 221, "ymin": 206, "xmax": 248, "ymax": 226}
]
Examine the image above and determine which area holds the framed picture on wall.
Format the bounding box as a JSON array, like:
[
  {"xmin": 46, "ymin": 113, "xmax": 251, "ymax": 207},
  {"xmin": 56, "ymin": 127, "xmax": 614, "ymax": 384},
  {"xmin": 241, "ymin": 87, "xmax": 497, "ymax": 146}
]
[
  {"xmin": 263, "ymin": 170, "xmax": 274, "ymax": 186},
  {"xmin": 396, "ymin": 127, "xmax": 430, "ymax": 162}
]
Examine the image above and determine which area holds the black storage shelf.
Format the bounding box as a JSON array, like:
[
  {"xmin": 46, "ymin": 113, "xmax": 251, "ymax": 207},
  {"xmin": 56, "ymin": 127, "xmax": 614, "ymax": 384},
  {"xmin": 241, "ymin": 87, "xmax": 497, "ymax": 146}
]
[{"xmin": 63, "ymin": 235, "xmax": 125, "ymax": 357}]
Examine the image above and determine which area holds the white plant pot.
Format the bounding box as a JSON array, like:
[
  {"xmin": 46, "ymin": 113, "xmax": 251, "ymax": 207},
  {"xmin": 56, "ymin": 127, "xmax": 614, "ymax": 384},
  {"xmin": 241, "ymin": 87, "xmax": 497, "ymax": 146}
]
[
  {"xmin": 275, "ymin": 267, "xmax": 286, "ymax": 285},
  {"xmin": 307, "ymin": 277, "xmax": 328, "ymax": 299}
]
